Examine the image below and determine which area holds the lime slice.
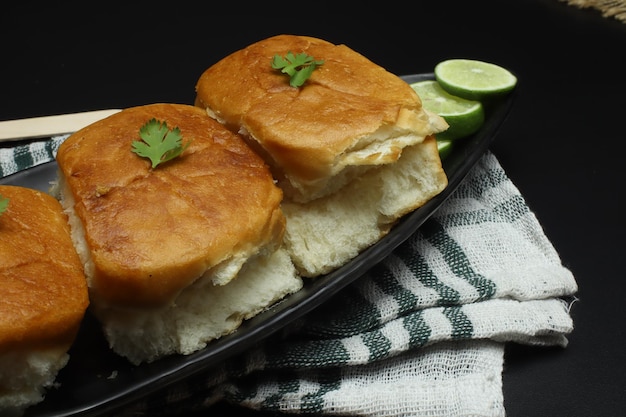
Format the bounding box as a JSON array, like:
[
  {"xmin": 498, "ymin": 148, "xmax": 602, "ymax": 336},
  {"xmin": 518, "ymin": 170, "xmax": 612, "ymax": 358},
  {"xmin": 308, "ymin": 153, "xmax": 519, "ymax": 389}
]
[
  {"xmin": 434, "ymin": 59, "xmax": 517, "ymax": 101},
  {"xmin": 411, "ymin": 80, "xmax": 484, "ymax": 141},
  {"xmin": 437, "ymin": 139, "xmax": 453, "ymax": 159}
]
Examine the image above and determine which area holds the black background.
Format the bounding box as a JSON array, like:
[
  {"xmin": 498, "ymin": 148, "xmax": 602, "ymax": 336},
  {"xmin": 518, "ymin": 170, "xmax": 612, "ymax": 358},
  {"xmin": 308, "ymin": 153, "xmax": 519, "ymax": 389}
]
[{"xmin": 2, "ymin": 1, "xmax": 625, "ymax": 416}]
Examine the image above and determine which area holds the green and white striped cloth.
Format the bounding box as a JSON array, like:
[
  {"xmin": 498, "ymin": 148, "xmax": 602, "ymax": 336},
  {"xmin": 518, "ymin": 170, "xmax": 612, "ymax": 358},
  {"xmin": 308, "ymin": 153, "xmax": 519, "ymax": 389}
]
[
  {"xmin": 0, "ymin": 137, "xmax": 578, "ymax": 417},
  {"xmin": 0, "ymin": 135, "xmax": 68, "ymax": 178}
]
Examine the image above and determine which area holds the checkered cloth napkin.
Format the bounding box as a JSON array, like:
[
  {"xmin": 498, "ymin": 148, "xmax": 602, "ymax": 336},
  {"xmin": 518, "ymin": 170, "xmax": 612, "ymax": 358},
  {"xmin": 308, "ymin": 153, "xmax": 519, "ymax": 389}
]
[{"xmin": 0, "ymin": 137, "xmax": 578, "ymax": 417}]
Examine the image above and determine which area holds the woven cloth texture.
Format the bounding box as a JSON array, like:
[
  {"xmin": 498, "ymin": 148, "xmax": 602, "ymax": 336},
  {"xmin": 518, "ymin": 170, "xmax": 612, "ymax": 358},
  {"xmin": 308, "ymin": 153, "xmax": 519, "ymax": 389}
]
[{"xmin": 559, "ymin": 0, "xmax": 626, "ymax": 22}]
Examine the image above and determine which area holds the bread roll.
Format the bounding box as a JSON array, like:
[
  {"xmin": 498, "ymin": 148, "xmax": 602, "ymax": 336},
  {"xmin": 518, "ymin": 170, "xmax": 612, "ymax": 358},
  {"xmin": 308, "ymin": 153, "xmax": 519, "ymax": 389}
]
[
  {"xmin": 55, "ymin": 103, "xmax": 302, "ymax": 364},
  {"xmin": 195, "ymin": 35, "xmax": 448, "ymax": 277},
  {"xmin": 195, "ymin": 34, "xmax": 449, "ymax": 203},
  {"xmin": 0, "ymin": 185, "xmax": 89, "ymax": 416}
]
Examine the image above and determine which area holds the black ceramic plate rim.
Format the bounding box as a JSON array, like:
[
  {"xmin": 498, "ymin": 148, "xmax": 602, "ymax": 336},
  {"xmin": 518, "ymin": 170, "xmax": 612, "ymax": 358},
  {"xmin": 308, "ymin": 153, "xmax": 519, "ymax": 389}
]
[{"xmin": 3, "ymin": 73, "xmax": 515, "ymax": 417}]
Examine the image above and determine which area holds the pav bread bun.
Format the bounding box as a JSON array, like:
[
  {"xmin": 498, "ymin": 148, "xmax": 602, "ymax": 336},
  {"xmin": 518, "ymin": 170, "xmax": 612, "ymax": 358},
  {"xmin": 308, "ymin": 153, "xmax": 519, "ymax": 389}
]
[
  {"xmin": 55, "ymin": 103, "xmax": 302, "ymax": 364},
  {"xmin": 194, "ymin": 34, "xmax": 449, "ymax": 204},
  {"xmin": 195, "ymin": 35, "xmax": 448, "ymax": 277},
  {"xmin": 0, "ymin": 185, "xmax": 89, "ymax": 416}
]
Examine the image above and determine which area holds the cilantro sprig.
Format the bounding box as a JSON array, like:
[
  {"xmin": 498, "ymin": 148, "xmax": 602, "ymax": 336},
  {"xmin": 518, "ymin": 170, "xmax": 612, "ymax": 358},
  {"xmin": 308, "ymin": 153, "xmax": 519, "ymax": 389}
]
[
  {"xmin": 0, "ymin": 195, "xmax": 8, "ymax": 216},
  {"xmin": 132, "ymin": 119, "xmax": 191, "ymax": 169},
  {"xmin": 271, "ymin": 51, "xmax": 324, "ymax": 88}
]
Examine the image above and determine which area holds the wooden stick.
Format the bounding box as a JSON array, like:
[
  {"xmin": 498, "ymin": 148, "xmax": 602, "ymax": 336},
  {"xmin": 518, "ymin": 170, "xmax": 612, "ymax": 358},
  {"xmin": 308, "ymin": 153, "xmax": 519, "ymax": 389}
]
[{"xmin": 0, "ymin": 109, "xmax": 121, "ymax": 142}]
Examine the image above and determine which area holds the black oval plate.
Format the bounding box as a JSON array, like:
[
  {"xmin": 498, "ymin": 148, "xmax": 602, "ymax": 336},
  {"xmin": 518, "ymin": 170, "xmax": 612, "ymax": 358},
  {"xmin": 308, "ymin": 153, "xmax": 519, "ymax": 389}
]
[{"xmin": 3, "ymin": 73, "xmax": 515, "ymax": 417}]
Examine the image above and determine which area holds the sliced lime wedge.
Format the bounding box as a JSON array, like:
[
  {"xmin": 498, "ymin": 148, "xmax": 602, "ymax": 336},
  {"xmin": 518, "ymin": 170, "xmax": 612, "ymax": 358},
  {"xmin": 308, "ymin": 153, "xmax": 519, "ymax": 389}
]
[
  {"xmin": 411, "ymin": 80, "xmax": 484, "ymax": 141},
  {"xmin": 434, "ymin": 59, "xmax": 517, "ymax": 101}
]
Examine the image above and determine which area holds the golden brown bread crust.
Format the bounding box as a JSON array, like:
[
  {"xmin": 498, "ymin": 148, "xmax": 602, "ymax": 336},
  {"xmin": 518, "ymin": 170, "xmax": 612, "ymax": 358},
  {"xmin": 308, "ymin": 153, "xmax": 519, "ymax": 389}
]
[
  {"xmin": 0, "ymin": 185, "xmax": 89, "ymax": 353},
  {"xmin": 195, "ymin": 34, "xmax": 447, "ymax": 202},
  {"xmin": 56, "ymin": 103, "xmax": 285, "ymax": 308}
]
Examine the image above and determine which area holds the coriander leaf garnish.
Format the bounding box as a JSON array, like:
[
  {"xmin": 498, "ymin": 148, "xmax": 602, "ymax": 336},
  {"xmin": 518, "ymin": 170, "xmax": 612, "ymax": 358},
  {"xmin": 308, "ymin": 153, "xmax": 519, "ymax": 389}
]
[
  {"xmin": 132, "ymin": 118, "xmax": 191, "ymax": 169},
  {"xmin": 271, "ymin": 51, "xmax": 324, "ymax": 88},
  {"xmin": 0, "ymin": 195, "xmax": 8, "ymax": 216}
]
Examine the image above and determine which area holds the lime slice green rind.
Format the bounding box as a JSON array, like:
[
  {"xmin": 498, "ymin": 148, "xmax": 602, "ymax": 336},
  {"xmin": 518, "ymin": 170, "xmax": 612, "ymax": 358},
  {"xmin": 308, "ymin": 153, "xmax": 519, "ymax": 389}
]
[
  {"xmin": 437, "ymin": 139, "xmax": 453, "ymax": 159},
  {"xmin": 434, "ymin": 59, "xmax": 517, "ymax": 101},
  {"xmin": 411, "ymin": 80, "xmax": 485, "ymax": 141},
  {"xmin": 436, "ymin": 110, "xmax": 484, "ymax": 141}
]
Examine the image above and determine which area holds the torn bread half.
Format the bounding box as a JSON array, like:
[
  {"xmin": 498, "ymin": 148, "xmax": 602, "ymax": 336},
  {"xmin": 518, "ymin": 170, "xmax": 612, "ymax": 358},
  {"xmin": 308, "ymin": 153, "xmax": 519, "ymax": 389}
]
[
  {"xmin": 0, "ymin": 185, "xmax": 89, "ymax": 416},
  {"xmin": 195, "ymin": 34, "xmax": 449, "ymax": 204},
  {"xmin": 54, "ymin": 103, "xmax": 302, "ymax": 364}
]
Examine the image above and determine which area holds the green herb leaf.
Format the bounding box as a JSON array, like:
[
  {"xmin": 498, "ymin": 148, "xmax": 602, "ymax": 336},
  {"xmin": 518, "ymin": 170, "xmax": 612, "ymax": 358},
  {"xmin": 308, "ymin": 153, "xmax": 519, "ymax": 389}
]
[
  {"xmin": 0, "ymin": 195, "xmax": 8, "ymax": 216},
  {"xmin": 132, "ymin": 119, "xmax": 191, "ymax": 169},
  {"xmin": 271, "ymin": 51, "xmax": 324, "ymax": 88}
]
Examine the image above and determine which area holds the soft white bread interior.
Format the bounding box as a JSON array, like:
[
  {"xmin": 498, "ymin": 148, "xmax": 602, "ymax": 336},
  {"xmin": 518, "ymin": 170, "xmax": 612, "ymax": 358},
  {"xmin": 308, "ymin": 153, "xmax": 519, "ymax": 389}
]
[
  {"xmin": 195, "ymin": 34, "xmax": 449, "ymax": 203},
  {"xmin": 282, "ymin": 136, "xmax": 447, "ymax": 277},
  {"xmin": 0, "ymin": 350, "xmax": 70, "ymax": 417},
  {"xmin": 94, "ymin": 247, "xmax": 301, "ymax": 365},
  {"xmin": 54, "ymin": 103, "xmax": 302, "ymax": 364},
  {"xmin": 0, "ymin": 185, "xmax": 89, "ymax": 416}
]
